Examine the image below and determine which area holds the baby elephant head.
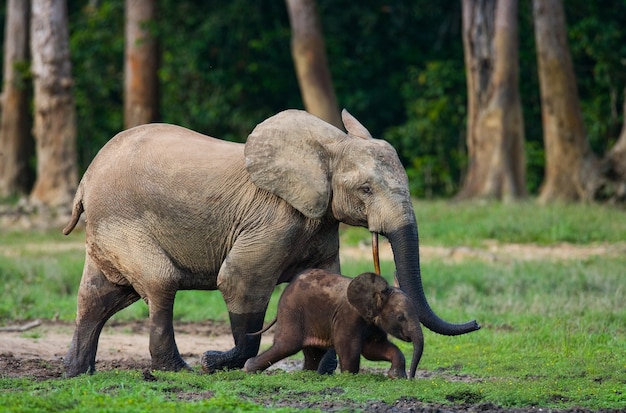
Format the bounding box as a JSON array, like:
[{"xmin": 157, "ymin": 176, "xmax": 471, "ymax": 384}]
[{"xmin": 347, "ymin": 272, "xmax": 424, "ymax": 377}]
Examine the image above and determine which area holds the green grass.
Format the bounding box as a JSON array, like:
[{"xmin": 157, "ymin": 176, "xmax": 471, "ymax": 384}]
[
  {"xmin": 341, "ymin": 200, "xmax": 626, "ymax": 246},
  {"xmin": 1, "ymin": 201, "xmax": 625, "ymax": 411}
]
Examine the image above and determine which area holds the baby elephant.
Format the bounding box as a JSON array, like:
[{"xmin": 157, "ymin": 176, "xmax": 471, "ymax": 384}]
[{"xmin": 243, "ymin": 269, "xmax": 424, "ymax": 378}]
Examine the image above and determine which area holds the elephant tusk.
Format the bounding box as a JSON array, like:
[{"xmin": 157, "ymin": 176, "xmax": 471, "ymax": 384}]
[{"xmin": 372, "ymin": 232, "xmax": 381, "ymax": 275}]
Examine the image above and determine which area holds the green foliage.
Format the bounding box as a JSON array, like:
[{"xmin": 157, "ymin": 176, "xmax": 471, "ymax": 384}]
[
  {"xmin": 566, "ymin": 1, "xmax": 626, "ymax": 153},
  {"xmin": 157, "ymin": 0, "xmax": 297, "ymax": 142},
  {"xmin": 69, "ymin": 0, "xmax": 125, "ymax": 171},
  {"xmin": 385, "ymin": 61, "xmax": 467, "ymax": 197}
]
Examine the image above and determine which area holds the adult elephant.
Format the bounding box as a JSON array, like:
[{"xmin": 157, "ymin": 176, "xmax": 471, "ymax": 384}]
[{"xmin": 62, "ymin": 109, "xmax": 479, "ymax": 377}]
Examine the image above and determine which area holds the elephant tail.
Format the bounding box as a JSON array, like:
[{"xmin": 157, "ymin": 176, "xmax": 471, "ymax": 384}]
[
  {"xmin": 63, "ymin": 182, "xmax": 85, "ymax": 235},
  {"xmin": 247, "ymin": 318, "xmax": 277, "ymax": 336}
]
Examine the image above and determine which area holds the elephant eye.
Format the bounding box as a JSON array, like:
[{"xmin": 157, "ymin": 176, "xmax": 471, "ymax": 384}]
[
  {"xmin": 397, "ymin": 314, "xmax": 406, "ymax": 323},
  {"xmin": 359, "ymin": 184, "xmax": 372, "ymax": 195}
]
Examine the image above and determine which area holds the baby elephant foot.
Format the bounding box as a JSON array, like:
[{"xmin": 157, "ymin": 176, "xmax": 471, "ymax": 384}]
[
  {"xmin": 242, "ymin": 356, "xmax": 266, "ymax": 373},
  {"xmin": 387, "ymin": 366, "xmax": 407, "ymax": 379}
]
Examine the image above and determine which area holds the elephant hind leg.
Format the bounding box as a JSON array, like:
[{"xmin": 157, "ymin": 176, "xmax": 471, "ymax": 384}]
[
  {"xmin": 145, "ymin": 288, "xmax": 190, "ymax": 372},
  {"xmin": 65, "ymin": 256, "xmax": 139, "ymax": 377}
]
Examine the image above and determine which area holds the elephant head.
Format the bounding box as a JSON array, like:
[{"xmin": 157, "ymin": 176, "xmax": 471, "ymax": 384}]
[
  {"xmin": 245, "ymin": 109, "xmax": 479, "ymax": 337},
  {"xmin": 347, "ymin": 272, "xmax": 423, "ymax": 378}
]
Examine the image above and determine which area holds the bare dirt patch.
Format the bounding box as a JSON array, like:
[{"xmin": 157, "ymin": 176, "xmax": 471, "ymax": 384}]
[{"xmin": 342, "ymin": 239, "xmax": 626, "ymax": 264}]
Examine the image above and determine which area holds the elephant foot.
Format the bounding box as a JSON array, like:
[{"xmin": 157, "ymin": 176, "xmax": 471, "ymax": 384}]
[
  {"xmin": 64, "ymin": 359, "xmax": 95, "ymax": 378},
  {"xmin": 201, "ymin": 311, "xmax": 264, "ymax": 373},
  {"xmin": 201, "ymin": 348, "xmax": 248, "ymax": 373},
  {"xmin": 387, "ymin": 366, "xmax": 407, "ymax": 379},
  {"xmin": 64, "ymin": 345, "xmax": 96, "ymax": 378},
  {"xmin": 151, "ymin": 357, "xmax": 191, "ymax": 372}
]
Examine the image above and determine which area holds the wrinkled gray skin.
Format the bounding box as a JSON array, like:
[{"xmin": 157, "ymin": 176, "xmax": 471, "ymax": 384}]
[
  {"xmin": 244, "ymin": 270, "xmax": 424, "ymax": 378},
  {"xmin": 62, "ymin": 109, "xmax": 479, "ymax": 377}
]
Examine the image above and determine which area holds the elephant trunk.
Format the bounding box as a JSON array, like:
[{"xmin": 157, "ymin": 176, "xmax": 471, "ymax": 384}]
[
  {"xmin": 409, "ymin": 325, "xmax": 424, "ymax": 379},
  {"xmin": 387, "ymin": 224, "xmax": 480, "ymax": 336}
]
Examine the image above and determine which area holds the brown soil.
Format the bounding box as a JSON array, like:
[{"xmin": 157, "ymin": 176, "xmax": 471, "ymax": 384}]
[
  {"xmin": 1, "ymin": 320, "xmax": 614, "ymax": 413},
  {"xmin": 1, "ymin": 242, "xmax": 623, "ymax": 412}
]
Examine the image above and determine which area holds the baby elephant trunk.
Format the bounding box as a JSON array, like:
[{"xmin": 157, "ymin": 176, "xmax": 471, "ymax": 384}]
[{"xmin": 409, "ymin": 325, "xmax": 424, "ymax": 379}]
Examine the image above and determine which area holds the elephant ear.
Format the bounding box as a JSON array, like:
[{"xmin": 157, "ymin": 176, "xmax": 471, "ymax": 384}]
[
  {"xmin": 347, "ymin": 272, "xmax": 391, "ymax": 322},
  {"xmin": 342, "ymin": 109, "xmax": 373, "ymax": 140},
  {"xmin": 245, "ymin": 110, "xmax": 346, "ymax": 219}
]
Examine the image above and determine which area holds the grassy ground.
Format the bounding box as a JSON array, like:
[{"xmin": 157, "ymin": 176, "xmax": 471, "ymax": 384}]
[{"xmin": 1, "ymin": 201, "xmax": 625, "ymax": 411}]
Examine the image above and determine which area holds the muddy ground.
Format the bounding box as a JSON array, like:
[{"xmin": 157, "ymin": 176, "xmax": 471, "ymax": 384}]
[
  {"xmin": 2, "ymin": 241, "xmax": 624, "ymax": 412},
  {"xmin": 1, "ymin": 319, "xmax": 614, "ymax": 413}
]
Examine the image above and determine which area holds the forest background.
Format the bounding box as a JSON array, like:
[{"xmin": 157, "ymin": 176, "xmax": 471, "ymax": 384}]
[{"xmin": 1, "ymin": 0, "xmax": 626, "ymax": 208}]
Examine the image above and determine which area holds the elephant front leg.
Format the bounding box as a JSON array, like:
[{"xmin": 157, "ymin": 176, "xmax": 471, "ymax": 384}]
[
  {"xmin": 202, "ymin": 311, "xmax": 265, "ymax": 373},
  {"xmin": 362, "ymin": 338, "xmax": 407, "ymax": 379},
  {"xmin": 202, "ymin": 242, "xmax": 284, "ymax": 373},
  {"xmin": 313, "ymin": 348, "xmax": 338, "ymax": 374}
]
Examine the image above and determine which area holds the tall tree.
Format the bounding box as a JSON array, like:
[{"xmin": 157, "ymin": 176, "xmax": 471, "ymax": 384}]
[
  {"xmin": 456, "ymin": 0, "xmax": 526, "ymax": 201},
  {"xmin": 603, "ymin": 89, "xmax": 626, "ymax": 189},
  {"xmin": 124, "ymin": 0, "xmax": 158, "ymax": 129},
  {"xmin": 285, "ymin": 0, "xmax": 341, "ymax": 129},
  {"xmin": 0, "ymin": 0, "xmax": 32, "ymax": 198},
  {"xmin": 30, "ymin": 0, "xmax": 78, "ymax": 209},
  {"xmin": 533, "ymin": 0, "xmax": 602, "ymax": 202}
]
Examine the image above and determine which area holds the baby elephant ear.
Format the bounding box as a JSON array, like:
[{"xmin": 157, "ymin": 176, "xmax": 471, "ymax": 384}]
[{"xmin": 347, "ymin": 272, "xmax": 390, "ymax": 322}]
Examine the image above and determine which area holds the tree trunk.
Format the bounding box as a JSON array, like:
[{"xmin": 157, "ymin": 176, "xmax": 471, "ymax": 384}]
[
  {"xmin": 29, "ymin": 0, "xmax": 78, "ymax": 209},
  {"xmin": 533, "ymin": 0, "xmax": 603, "ymax": 202},
  {"xmin": 601, "ymin": 89, "xmax": 626, "ymax": 200},
  {"xmin": 124, "ymin": 0, "xmax": 159, "ymax": 129},
  {"xmin": 285, "ymin": 0, "xmax": 342, "ymax": 129},
  {"xmin": 0, "ymin": 0, "xmax": 33, "ymax": 198},
  {"xmin": 604, "ymin": 89, "xmax": 626, "ymax": 180},
  {"xmin": 456, "ymin": 0, "xmax": 527, "ymax": 201}
]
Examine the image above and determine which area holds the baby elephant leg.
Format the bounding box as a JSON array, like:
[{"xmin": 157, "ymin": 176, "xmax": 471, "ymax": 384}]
[
  {"xmin": 243, "ymin": 338, "xmax": 302, "ymax": 372},
  {"xmin": 362, "ymin": 339, "xmax": 407, "ymax": 378}
]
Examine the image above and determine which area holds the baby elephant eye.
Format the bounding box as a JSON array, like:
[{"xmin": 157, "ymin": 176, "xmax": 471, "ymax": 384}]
[{"xmin": 397, "ymin": 314, "xmax": 406, "ymax": 323}]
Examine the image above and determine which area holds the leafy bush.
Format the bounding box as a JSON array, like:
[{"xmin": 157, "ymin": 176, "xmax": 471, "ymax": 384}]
[{"xmin": 385, "ymin": 61, "xmax": 467, "ymax": 198}]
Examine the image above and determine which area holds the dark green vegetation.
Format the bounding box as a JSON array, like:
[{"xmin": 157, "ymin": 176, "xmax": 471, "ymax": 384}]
[
  {"xmin": 3, "ymin": 0, "xmax": 624, "ymax": 197},
  {"xmin": 1, "ymin": 201, "xmax": 625, "ymax": 411}
]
